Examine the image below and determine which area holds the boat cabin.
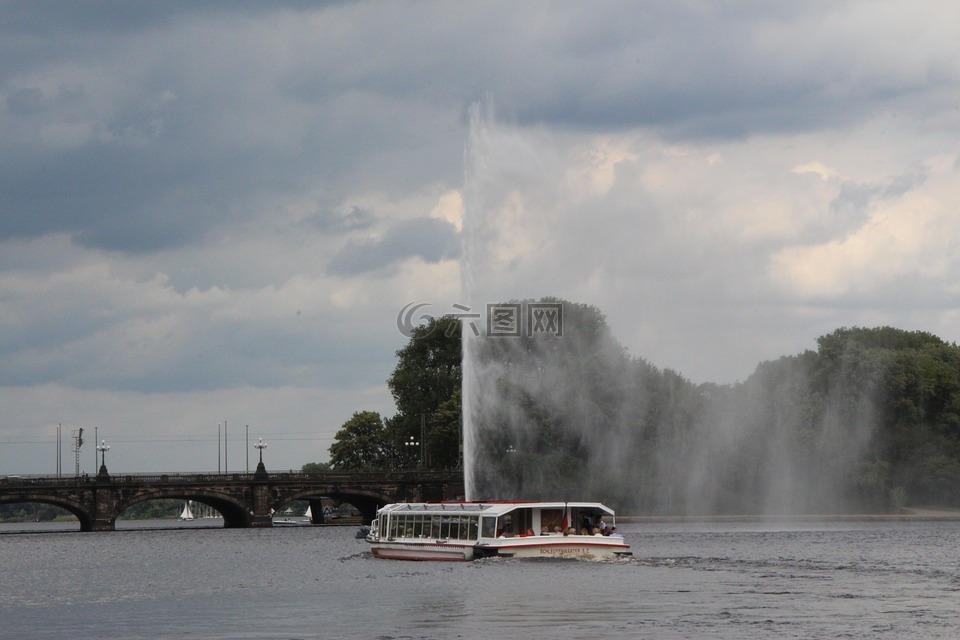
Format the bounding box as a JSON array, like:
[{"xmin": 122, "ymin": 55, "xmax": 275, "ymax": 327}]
[
  {"xmin": 367, "ymin": 501, "xmax": 628, "ymax": 561},
  {"xmin": 373, "ymin": 501, "xmax": 616, "ymax": 542}
]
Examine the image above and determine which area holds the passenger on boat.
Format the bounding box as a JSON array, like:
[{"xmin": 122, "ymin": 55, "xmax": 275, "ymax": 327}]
[{"xmin": 609, "ymin": 527, "xmax": 623, "ymax": 538}]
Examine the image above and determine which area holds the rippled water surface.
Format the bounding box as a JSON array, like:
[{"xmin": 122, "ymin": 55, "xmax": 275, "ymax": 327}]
[{"xmin": 2, "ymin": 518, "xmax": 958, "ymax": 639}]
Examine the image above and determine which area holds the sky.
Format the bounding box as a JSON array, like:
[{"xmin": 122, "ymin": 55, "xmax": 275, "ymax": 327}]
[{"xmin": 2, "ymin": 1, "xmax": 960, "ymax": 476}]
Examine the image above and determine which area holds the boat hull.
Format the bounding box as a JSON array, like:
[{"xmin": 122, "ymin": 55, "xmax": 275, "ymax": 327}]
[
  {"xmin": 370, "ymin": 541, "xmax": 475, "ymax": 561},
  {"xmin": 369, "ymin": 537, "xmax": 629, "ymax": 561},
  {"xmin": 479, "ymin": 537, "xmax": 629, "ymax": 560}
]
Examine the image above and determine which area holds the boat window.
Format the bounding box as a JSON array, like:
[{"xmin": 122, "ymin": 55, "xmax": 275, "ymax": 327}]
[
  {"xmin": 440, "ymin": 517, "xmax": 455, "ymax": 540},
  {"xmin": 570, "ymin": 508, "xmax": 607, "ymax": 534},
  {"xmin": 541, "ymin": 509, "xmax": 564, "ymax": 533},
  {"xmin": 513, "ymin": 509, "xmax": 533, "ymax": 535},
  {"xmin": 481, "ymin": 516, "xmax": 496, "ymax": 538},
  {"xmin": 381, "ymin": 511, "xmax": 484, "ymax": 540}
]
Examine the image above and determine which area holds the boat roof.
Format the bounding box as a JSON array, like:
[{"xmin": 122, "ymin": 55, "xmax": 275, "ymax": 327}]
[{"xmin": 376, "ymin": 501, "xmax": 616, "ymax": 517}]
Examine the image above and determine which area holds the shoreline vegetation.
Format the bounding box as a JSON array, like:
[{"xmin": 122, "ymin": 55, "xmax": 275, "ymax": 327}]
[{"xmin": 326, "ymin": 313, "xmax": 960, "ymax": 518}]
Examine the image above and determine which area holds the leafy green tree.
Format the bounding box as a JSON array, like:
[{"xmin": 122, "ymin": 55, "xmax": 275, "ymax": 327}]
[
  {"xmin": 312, "ymin": 308, "xmax": 960, "ymax": 514},
  {"xmin": 426, "ymin": 388, "xmax": 463, "ymax": 469},
  {"xmin": 301, "ymin": 461, "xmax": 331, "ymax": 473},
  {"xmin": 328, "ymin": 411, "xmax": 389, "ymax": 470},
  {"xmin": 386, "ymin": 315, "xmax": 463, "ymax": 469}
]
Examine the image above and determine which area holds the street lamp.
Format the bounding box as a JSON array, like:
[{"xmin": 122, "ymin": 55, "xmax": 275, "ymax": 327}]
[
  {"xmin": 405, "ymin": 435, "xmax": 420, "ymax": 468},
  {"xmin": 96, "ymin": 439, "xmax": 110, "ymax": 477},
  {"xmin": 253, "ymin": 438, "xmax": 268, "ymax": 478}
]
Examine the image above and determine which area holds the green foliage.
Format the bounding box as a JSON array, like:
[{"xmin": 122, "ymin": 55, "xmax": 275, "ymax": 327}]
[
  {"xmin": 301, "ymin": 461, "xmax": 331, "ymax": 473},
  {"xmin": 119, "ymin": 499, "xmax": 182, "ymax": 519},
  {"xmin": 388, "ymin": 315, "xmax": 462, "ymax": 419},
  {"xmin": 319, "ymin": 315, "xmax": 464, "ymax": 471},
  {"xmin": 317, "ymin": 306, "xmax": 960, "ymax": 514},
  {"xmin": 386, "ymin": 315, "xmax": 463, "ymax": 469},
  {"xmin": 468, "ymin": 318, "xmax": 960, "ymax": 513},
  {"xmin": 0, "ymin": 502, "xmax": 73, "ymax": 522},
  {"xmin": 328, "ymin": 411, "xmax": 389, "ymax": 470}
]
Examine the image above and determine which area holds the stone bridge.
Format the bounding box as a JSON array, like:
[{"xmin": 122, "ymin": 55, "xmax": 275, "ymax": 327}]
[{"xmin": 0, "ymin": 467, "xmax": 464, "ymax": 532}]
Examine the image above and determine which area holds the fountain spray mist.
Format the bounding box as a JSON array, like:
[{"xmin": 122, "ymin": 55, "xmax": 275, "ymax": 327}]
[{"xmin": 458, "ymin": 102, "xmax": 885, "ymax": 513}]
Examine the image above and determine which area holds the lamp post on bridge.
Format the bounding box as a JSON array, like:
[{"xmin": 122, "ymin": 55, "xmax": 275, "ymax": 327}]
[
  {"xmin": 96, "ymin": 439, "xmax": 110, "ymax": 479},
  {"xmin": 404, "ymin": 435, "xmax": 420, "ymax": 469},
  {"xmin": 253, "ymin": 438, "xmax": 268, "ymax": 479}
]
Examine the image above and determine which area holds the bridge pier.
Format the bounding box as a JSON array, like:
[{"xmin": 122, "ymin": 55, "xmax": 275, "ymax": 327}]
[
  {"xmin": 90, "ymin": 479, "xmax": 118, "ymax": 531},
  {"xmin": 251, "ymin": 482, "xmax": 274, "ymax": 527},
  {"xmin": 90, "ymin": 517, "xmax": 116, "ymax": 532}
]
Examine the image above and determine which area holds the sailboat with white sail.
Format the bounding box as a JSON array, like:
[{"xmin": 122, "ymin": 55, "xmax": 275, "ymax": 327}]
[{"xmin": 177, "ymin": 500, "xmax": 195, "ymax": 521}]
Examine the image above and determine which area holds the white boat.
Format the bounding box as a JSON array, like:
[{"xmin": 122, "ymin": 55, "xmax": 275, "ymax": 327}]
[
  {"xmin": 177, "ymin": 501, "xmax": 195, "ymax": 521},
  {"xmin": 272, "ymin": 517, "xmax": 310, "ymax": 526},
  {"xmin": 271, "ymin": 503, "xmax": 313, "ymax": 526},
  {"xmin": 366, "ymin": 501, "xmax": 630, "ymax": 561}
]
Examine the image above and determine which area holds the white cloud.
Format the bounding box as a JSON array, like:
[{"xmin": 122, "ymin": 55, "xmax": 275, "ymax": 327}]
[
  {"xmin": 771, "ymin": 155, "xmax": 960, "ymax": 301},
  {"xmin": 4, "ymin": 1, "xmax": 960, "ymax": 473}
]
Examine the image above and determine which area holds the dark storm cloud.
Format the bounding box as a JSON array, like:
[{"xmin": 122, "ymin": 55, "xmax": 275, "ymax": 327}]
[
  {"xmin": 302, "ymin": 206, "xmax": 376, "ymax": 234},
  {"xmin": 495, "ymin": 2, "xmax": 947, "ymax": 139},
  {"xmin": 0, "ymin": 0, "xmax": 345, "ymax": 35},
  {"xmin": 1, "ymin": 1, "xmax": 956, "ymax": 254},
  {"xmin": 327, "ymin": 217, "xmax": 460, "ymax": 276}
]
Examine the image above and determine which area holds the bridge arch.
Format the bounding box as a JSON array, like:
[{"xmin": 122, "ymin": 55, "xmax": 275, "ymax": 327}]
[
  {"xmin": 270, "ymin": 486, "xmax": 392, "ymax": 524},
  {"xmin": 0, "ymin": 493, "xmax": 92, "ymax": 531},
  {"xmin": 116, "ymin": 490, "xmax": 251, "ymax": 528}
]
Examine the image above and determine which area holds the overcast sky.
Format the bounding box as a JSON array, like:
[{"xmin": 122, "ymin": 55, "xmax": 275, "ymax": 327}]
[{"xmin": 2, "ymin": 1, "xmax": 959, "ymax": 475}]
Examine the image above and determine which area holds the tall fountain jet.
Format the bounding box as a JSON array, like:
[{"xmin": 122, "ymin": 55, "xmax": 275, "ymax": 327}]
[{"xmin": 460, "ymin": 101, "xmax": 491, "ymax": 501}]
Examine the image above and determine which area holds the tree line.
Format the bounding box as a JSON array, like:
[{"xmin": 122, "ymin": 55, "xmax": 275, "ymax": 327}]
[{"xmin": 325, "ymin": 299, "xmax": 960, "ymax": 515}]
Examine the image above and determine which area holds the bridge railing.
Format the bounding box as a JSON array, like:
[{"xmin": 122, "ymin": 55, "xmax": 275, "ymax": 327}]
[{"xmin": 1, "ymin": 469, "xmax": 463, "ymax": 487}]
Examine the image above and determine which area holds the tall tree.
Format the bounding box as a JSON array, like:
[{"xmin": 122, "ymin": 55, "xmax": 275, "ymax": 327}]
[
  {"xmin": 328, "ymin": 411, "xmax": 388, "ymax": 470},
  {"xmin": 386, "ymin": 315, "xmax": 462, "ymax": 468}
]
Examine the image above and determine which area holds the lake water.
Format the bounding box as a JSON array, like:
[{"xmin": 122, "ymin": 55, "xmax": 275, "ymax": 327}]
[{"xmin": 1, "ymin": 518, "xmax": 958, "ymax": 639}]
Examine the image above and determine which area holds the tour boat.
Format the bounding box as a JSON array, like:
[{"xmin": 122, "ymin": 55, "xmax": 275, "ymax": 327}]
[{"xmin": 366, "ymin": 501, "xmax": 629, "ymax": 561}]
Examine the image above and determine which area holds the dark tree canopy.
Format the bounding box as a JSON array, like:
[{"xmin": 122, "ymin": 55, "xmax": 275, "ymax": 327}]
[
  {"xmin": 319, "ymin": 301, "xmax": 960, "ymax": 515},
  {"xmin": 328, "ymin": 411, "xmax": 388, "ymax": 470},
  {"xmin": 385, "ymin": 316, "xmax": 463, "ymax": 469},
  {"xmin": 470, "ymin": 318, "xmax": 960, "ymax": 514},
  {"xmin": 326, "ymin": 316, "xmax": 463, "ymax": 471}
]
